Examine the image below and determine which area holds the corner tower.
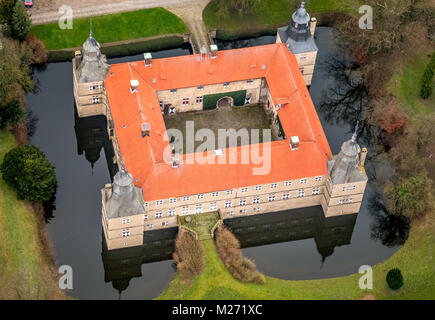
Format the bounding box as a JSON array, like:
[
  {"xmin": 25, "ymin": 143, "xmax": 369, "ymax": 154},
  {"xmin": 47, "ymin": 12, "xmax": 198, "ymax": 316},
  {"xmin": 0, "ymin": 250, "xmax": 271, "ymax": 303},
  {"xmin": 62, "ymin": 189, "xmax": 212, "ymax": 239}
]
[
  {"xmin": 73, "ymin": 30, "xmax": 110, "ymax": 117},
  {"xmin": 322, "ymin": 129, "xmax": 368, "ymax": 217},
  {"xmin": 276, "ymin": 2, "xmax": 318, "ymax": 85}
]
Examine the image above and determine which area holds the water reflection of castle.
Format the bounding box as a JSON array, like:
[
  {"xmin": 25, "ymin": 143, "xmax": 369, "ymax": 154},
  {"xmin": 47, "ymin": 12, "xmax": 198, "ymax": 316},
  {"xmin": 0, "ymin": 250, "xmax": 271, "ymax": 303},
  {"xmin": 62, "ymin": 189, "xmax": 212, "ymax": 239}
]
[
  {"xmin": 74, "ymin": 114, "xmax": 357, "ymax": 295},
  {"xmin": 101, "ymin": 207, "xmax": 356, "ymax": 295}
]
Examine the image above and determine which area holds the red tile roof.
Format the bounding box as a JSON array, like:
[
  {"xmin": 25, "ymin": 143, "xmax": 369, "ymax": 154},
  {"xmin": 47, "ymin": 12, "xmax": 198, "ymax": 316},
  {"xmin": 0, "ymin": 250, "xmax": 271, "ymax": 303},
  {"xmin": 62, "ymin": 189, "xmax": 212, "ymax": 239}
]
[{"xmin": 104, "ymin": 43, "xmax": 332, "ymax": 201}]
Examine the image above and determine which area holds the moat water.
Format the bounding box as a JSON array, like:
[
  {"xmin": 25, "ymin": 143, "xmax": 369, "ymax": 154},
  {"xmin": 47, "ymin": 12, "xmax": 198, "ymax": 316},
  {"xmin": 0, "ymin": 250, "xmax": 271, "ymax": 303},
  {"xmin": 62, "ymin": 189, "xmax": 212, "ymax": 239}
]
[{"xmin": 26, "ymin": 28, "xmax": 403, "ymax": 299}]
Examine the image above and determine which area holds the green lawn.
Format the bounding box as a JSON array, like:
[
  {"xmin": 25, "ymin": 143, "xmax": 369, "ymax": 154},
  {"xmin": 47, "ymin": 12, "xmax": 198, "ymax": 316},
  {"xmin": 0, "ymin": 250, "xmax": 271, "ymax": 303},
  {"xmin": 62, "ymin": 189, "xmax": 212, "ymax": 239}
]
[
  {"xmin": 388, "ymin": 52, "xmax": 435, "ymax": 115},
  {"xmin": 0, "ymin": 131, "xmax": 65, "ymax": 299},
  {"xmin": 158, "ymin": 207, "xmax": 435, "ymax": 299},
  {"xmin": 31, "ymin": 8, "xmax": 189, "ymax": 50},
  {"xmin": 203, "ymin": 0, "xmax": 352, "ymax": 36}
]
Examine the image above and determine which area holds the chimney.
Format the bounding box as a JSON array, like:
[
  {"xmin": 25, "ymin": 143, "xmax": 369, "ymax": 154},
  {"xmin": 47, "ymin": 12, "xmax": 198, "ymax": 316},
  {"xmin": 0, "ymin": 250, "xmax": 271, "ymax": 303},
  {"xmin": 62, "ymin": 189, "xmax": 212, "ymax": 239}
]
[
  {"xmin": 144, "ymin": 52, "xmax": 152, "ymax": 66},
  {"xmin": 130, "ymin": 79, "xmax": 139, "ymax": 92},
  {"xmin": 210, "ymin": 44, "xmax": 218, "ymax": 59},
  {"xmin": 141, "ymin": 122, "xmax": 150, "ymax": 137},
  {"xmin": 171, "ymin": 154, "xmax": 180, "ymax": 168},
  {"xmin": 290, "ymin": 136, "xmax": 299, "ymax": 150},
  {"xmin": 310, "ymin": 17, "xmax": 317, "ymax": 37},
  {"xmin": 359, "ymin": 147, "xmax": 367, "ymax": 167}
]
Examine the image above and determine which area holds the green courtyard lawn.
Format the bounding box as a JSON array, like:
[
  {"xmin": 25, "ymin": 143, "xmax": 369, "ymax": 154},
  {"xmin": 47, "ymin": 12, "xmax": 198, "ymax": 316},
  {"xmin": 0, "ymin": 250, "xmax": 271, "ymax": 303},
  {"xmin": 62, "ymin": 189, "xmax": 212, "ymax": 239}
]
[
  {"xmin": 388, "ymin": 51, "xmax": 435, "ymax": 115},
  {"xmin": 31, "ymin": 8, "xmax": 189, "ymax": 50},
  {"xmin": 158, "ymin": 206, "xmax": 435, "ymax": 299},
  {"xmin": 179, "ymin": 212, "xmax": 221, "ymax": 240},
  {"xmin": 0, "ymin": 131, "xmax": 66, "ymax": 299},
  {"xmin": 203, "ymin": 0, "xmax": 353, "ymax": 37}
]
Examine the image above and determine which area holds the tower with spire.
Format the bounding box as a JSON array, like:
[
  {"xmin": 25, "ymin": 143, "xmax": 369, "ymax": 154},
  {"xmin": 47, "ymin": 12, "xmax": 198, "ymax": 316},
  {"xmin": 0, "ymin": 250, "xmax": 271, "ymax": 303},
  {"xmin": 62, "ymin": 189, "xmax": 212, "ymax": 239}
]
[
  {"xmin": 73, "ymin": 28, "xmax": 110, "ymax": 117},
  {"xmin": 276, "ymin": 2, "xmax": 318, "ymax": 85},
  {"xmin": 322, "ymin": 125, "xmax": 368, "ymax": 217}
]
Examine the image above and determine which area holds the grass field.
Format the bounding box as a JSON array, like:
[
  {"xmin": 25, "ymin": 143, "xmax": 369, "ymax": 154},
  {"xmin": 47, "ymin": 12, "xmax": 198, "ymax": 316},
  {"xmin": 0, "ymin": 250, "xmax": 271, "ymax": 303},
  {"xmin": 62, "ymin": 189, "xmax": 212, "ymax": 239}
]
[
  {"xmin": 158, "ymin": 205, "xmax": 435, "ymax": 299},
  {"xmin": 203, "ymin": 0, "xmax": 352, "ymax": 37},
  {"xmin": 31, "ymin": 8, "xmax": 188, "ymax": 50},
  {"xmin": 388, "ymin": 51, "xmax": 435, "ymax": 115},
  {"xmin": 0, "ymin": 131, "xmax": 66, "ymax": 299},
  {"xmin": 179, "ymin": 212, "xmax": 221, "ymax": 240}
]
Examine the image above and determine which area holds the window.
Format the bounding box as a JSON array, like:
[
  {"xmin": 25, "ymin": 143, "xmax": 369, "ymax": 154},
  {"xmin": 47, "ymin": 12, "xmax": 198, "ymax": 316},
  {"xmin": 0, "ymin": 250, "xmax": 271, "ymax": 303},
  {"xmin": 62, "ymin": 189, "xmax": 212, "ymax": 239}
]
[
  {"xmin": 226, "ymin": 211, "xmax": 234, "ymax": 216},
  {"xmin": 144, "ymin": 214, "xmax": 148, "ymax": 220},
  {"xmin": 170, "ymin": 89, "xmax": 177, "ymax": 93},
  {"xmin": 155, "ymin": 212, "xmax": 163, "ymax": 218},
  {"xmin": 282, "ymin": 193, "xmax": 290, "ymax": 200},
  {"xmin": 241, "ymin": 187, "xmax": 248, "ymax": 193},
  {"xmin": 197, "ymin": 194, "xmax": 204, "ymax": 199},
  {"xmin": 268, "ymin": 195, "xmax": 275, "ymax": 202},
  {"xmin": 244, "ymin": 96, "xmax": 251, "ymax": 104},
  {"xmin": 182, "ymin": 98, "xmax": 189, "ymax": 105},
  {"xmin": 168, "ymin": 209, "xmax": 176, "ymax": 216},
  {"xmin": 169, "ymin": 107, "xmax": 176, "ymax": 114},
  {"xmin": 312, "ymin": 187, "xmax": 320, "ymax": 195},
  {"xmin": 342, "ymin": 185, "xmax": 357, "ymax": 191},
  {"xmin": 122, "ymin": 218, "xmax": 130, "ymax": 224},
  {"xmin": 159, "ymin": 101, "xmax": 163, "ymax": 108},
  {"xmin": 147, "ymin": 224, "xmax": 153, "ymax": 229},
  {"xmin": 239, "ymin": 199, "xmax": 247, "ymax": 206},
  {"xmin": 285, "ymin": 181, "xmax": 292, "ymax": 186},
  {"xmin": 253, "ymin": 197, "xmax": 260, "ymax": 204},
  {"xmin": 169, "ymin": 198, "xmax": 177, "ymax": 203},
  {"xmin": 315, "ymin": 176, "xmax": 322, "ymax": 182},
  {"xmin": 197, "ymin": 85, "xmax": 204, "ymax": 90},
  {"xmin": 254, "ymin": 207, "xmax": 261, "ymax": 212},
  {"xmin": 92, "ymin": 96, "xmax": 100, "ymax": 104},
  {"xmin": 183, "ymin": 196, "xmax": 190, "ymax": 201},
  {"xmin": 122, "ymin": 231, "xmax": 130, "ymax": 237},
  {"xmin": 210, "ymin": 202, "xmax": 217, "ymax": 210},
  {"xmin": 297, "ymin": 190, "xmax": 305, "ymax": 197},
  {"xmin": 182, "ymin": 206, "xmax": 189, "ymax": 214},
  {"xmin": 300, "ymin": 178, "xmax": 308, "ymax": 184},
  {"xmin": 196, "ymin": 96, "xmax": 203, "ymax": 104},
  {"xmin": 240, "ymin": 209, "xmax": 247, "ymax": 214},
  {"xmin": 156, "ymin": 200, "xmax": 163, "ymax": 205},
  {"xmin": 162, "ymin": 221, "xmax": 168, "ymax": 226},
  {"xmin": 270, "ymin": 183, "xmax": 277, "ymax": 189},
  {"xmin": 226, "ymin": 189, "xmax": 233, "ymax": 195},
  {"xmin": 223, "ymin": 82, "xmax": 230, "ymax": 88},
  {"xmin": 224, "ymin": 200, "xmax": 232, "ymax": 208},
  {"xmin": 247, "ymin": 79, "xmax": 254, "ymax": 84},
  {"xmin": 195, "ymin": 204, "xmax": 202, "ymax": 214},
  {"xmin": 255, "ymin": 185, "xmax": 262, "ymax": 191},
  {"xmin": 212, "ymin": 191, "xmax": 219, "ymax": 197},
  {"xmin": 144, "ymin": 202, "xmax": 149, "ymax": 207}
]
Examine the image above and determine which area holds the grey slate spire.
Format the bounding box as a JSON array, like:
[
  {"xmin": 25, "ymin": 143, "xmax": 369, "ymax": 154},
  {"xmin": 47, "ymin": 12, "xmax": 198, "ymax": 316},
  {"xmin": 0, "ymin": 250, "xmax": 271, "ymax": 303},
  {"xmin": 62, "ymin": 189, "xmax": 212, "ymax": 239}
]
[
  {"xmin": 106, "ymin": 169, "xmax": 146, "ymax": 218},
  {"xmin": 328, "ymin": 124, "xmax": 361, "ymax": 184},
  {"xmin": 76, "ymin": 28, "xmax": 110, "ymax": 83}
]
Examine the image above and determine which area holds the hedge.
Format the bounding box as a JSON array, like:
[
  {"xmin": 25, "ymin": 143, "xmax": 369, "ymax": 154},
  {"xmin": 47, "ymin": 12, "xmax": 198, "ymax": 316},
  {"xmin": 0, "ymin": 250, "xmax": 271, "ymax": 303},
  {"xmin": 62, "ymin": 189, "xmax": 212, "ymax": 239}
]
[
  {"xmin": 203, "ymin": 90, "xmax": 247, "ymax": 110},
  {"xmin": 420, "ymin": 53, "xmax": 435, "ymax": 99}
]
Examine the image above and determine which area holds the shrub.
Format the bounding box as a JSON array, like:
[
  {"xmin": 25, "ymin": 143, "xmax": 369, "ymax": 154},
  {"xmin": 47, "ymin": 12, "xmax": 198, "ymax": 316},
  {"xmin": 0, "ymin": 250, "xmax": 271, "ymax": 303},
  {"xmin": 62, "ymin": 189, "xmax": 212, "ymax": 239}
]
[
  {"xmin": 386, "ymin": 268, "xmax": 404, "ymax": 290},
  {"xmin": 0, "ymin": 145, "xmax": 57, "ymax": 202},
  {"xmin": 173, "ymin": 230, "xmax": 205, "ymax": 280},
  {"xmin": 25, "ymin": 34, "xmax": 48, "ymax": 64},
  {"xmin": 0, "ymin": 100, "xmax": 24, "ymax": 129},
  {"xmin": 420, "ymin": 53, "xmax": 435, "ymax": 99},
  {"xmin": 384, "ymin": 171, "xmax": 432, "ymax": 219},
  {"xmin": 215, "ymin": 225, "xmax": 266, "ymax": 284}
]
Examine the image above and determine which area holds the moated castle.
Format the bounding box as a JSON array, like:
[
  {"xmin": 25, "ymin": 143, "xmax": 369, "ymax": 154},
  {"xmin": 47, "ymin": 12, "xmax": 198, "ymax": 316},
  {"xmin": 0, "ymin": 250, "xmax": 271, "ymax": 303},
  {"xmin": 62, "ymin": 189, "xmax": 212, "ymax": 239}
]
[{"xmin": 72, "ymin": 4, "xmax": 368, "ymax": 250}]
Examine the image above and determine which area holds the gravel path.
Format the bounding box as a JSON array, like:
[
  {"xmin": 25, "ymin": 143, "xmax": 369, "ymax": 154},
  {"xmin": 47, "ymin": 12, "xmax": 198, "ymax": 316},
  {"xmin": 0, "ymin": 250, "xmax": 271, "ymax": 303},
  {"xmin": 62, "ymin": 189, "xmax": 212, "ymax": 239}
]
[{"xmin": 30, "ymin": 0, "xmax": 207, "ymax": 25}]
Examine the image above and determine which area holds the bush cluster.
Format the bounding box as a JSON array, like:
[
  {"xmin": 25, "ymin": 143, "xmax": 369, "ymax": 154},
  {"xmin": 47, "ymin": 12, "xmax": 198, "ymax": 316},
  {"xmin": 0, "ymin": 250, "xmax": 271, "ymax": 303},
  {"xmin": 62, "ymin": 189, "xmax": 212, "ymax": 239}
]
[
  {"xmin": 386, "ymin": 268, "xmax": 404, "ymax": 290},
  {"xmin": 173, "ymin": 230, "xmax": 205, "ymax": 280},
  {"xmin": 420, "ymin": 53, "xmax": 435, "ymax": 99},
  {"xmin": 0, "ymin": 145, "xmax": 57, "ymax": 202},
  {"xmin": 215, "ymin": 225, "xmax": 265, "ymax": 284}
]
